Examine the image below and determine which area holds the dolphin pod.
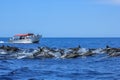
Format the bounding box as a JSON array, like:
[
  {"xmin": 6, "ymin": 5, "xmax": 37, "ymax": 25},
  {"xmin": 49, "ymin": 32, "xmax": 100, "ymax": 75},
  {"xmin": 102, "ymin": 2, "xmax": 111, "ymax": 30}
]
[{"xmin": 0, "ymin": 45, "xmax": 120, "ymax": 59}]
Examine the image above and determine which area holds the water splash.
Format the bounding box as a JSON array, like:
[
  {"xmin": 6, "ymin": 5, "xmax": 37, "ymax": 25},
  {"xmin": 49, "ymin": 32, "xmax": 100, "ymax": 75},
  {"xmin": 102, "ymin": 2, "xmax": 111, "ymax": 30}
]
[
  {"xmin": 0, "ymin": 45, "xmax": 120, "ymax": 59},
  {"xmin": 0, "ymin": 41, "xmax": 5, "ymax": 43}
]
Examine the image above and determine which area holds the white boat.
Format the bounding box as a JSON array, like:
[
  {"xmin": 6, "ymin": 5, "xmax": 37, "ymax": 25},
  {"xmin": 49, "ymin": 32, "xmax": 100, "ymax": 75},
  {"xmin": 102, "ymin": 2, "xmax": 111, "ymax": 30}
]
[{"xmin": 9, "ymin": 33, "xmax": 41, "ymax": 43}]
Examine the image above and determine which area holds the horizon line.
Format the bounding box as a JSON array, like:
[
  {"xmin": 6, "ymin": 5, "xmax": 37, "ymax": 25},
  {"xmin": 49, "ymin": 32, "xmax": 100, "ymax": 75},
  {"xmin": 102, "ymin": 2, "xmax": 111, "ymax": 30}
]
[{"xmin": 1, "ymin": 36, "xmax": 120, "ymax": 38}]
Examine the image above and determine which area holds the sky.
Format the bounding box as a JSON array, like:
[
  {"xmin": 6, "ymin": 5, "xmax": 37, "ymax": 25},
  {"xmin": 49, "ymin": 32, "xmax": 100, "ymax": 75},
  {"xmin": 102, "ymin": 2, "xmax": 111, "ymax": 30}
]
[{"xmin": 0, "ymin": 0, "xmax": 120, "ymax": 37}]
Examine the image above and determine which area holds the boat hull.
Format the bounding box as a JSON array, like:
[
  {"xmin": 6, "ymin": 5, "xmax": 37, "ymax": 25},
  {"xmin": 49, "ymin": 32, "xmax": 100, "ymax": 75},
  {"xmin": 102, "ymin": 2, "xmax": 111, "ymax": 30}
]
[
  {"xmin": 9, "ymin": 39, "xmax": 39, "ymax": 43},
  {"xmin": 9, "ymin": 36, "xmax": 40, "ymax": 43}
]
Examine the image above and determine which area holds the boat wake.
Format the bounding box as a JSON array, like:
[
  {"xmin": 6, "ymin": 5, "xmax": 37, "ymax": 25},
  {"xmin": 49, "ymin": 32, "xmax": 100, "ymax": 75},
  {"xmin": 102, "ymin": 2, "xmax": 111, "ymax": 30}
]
[{"xmin": 0, "ymin": 45, "xmax": 120, "ymax": 59}]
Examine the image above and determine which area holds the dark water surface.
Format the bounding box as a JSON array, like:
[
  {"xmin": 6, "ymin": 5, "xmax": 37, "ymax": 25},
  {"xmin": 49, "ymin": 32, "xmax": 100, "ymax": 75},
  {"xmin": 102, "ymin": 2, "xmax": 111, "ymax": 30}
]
[{"xmin": 0, "ymin": 38, "xmax": 120, "ymax": 80}]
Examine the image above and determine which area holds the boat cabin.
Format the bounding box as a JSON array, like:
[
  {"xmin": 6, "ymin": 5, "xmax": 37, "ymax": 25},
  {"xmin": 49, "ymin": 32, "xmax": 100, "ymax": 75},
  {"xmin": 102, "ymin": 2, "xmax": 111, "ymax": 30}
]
[{"xmin": 12, "ymin": 33, "xmax": 35, "ymax": 40}]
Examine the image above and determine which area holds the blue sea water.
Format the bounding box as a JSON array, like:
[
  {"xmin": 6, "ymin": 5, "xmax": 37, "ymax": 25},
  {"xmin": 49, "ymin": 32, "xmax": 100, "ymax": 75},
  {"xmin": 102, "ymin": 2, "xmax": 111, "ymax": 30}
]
[{"xmin": 0, "ymin": 38, "xmax": 120, "ymax": 80}]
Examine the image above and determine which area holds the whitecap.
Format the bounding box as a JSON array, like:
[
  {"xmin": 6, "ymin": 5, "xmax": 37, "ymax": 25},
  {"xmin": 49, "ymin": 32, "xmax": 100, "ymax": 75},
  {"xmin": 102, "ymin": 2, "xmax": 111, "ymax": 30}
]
[{"xmin": 0, "ymin": 41, "xmax": 5, "ymax": 43}]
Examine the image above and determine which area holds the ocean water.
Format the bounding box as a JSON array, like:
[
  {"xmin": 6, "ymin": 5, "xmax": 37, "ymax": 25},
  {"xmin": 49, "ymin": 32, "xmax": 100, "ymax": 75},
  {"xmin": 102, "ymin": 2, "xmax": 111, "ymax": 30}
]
[{"xmin": 0, "ymin": 38, "xmax": 120, "ymax": 80}]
